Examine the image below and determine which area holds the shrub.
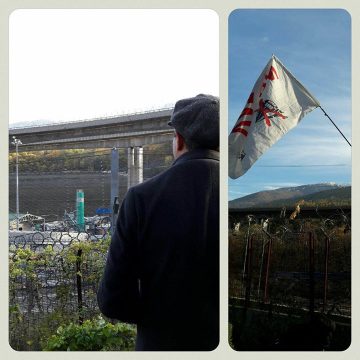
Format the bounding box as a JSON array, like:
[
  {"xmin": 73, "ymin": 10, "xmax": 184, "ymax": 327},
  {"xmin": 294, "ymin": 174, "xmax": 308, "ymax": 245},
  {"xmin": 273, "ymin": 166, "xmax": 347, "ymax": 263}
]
[
  {"xmin": 42, "ymin": 316, "xmax": 136, "ymax": 351},
  {"xmin": 9, "ymin": 237, "xmax": 112, "ymax": 350}
]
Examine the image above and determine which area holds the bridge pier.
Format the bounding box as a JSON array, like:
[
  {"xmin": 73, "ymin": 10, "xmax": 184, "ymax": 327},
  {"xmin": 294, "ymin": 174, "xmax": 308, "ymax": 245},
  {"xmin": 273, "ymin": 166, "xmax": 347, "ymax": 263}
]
[{"xmin": 127, "ymin": 146, "xmax": 143, "ymax": 189}]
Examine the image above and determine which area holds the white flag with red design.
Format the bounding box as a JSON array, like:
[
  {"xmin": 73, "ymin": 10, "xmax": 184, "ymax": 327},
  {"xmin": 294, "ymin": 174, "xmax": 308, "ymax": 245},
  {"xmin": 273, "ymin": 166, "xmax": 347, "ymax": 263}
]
[{"xmin": 229, "ymin": 55, "xmax": 320, "ymax": 179}]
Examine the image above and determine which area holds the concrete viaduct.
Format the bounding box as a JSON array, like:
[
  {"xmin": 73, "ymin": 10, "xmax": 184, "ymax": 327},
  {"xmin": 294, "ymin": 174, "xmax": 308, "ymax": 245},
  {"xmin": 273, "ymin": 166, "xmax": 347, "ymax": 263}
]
[{"xmin": 9, "ymin": 108, "xmax": 174, "ymax": 188}]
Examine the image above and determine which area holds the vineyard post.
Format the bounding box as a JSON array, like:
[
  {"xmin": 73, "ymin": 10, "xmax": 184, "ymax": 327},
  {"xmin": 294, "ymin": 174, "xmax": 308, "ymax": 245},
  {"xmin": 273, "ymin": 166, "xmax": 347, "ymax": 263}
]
[
  {"xmin": 308, "ymin": 232, "xmax": 315, "ymax": 317},
  {"xmin": 264, "ymin": 237, "xmax": 273, "ymax": 304},
  {"xmin": 244, "ymin": 234, "xmax": 254, "ymax": 306},
  {"xmin": 323, "ymin": 235, "xmax": 330, "ymax": 310}
]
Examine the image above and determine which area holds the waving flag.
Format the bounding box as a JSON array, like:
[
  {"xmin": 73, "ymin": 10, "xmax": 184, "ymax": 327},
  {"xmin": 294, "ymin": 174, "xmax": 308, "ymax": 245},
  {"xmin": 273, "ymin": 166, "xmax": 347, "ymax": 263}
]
[{"xmin": 229, "ymin": 55, "xmax": 320, "ymax": 179}]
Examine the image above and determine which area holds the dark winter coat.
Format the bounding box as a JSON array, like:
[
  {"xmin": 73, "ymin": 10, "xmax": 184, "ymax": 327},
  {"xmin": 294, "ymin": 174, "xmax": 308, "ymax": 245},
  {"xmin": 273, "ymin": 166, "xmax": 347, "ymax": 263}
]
[{"xmin": 97, "ymin": 149, "xmax": 219, "ymax": 351}]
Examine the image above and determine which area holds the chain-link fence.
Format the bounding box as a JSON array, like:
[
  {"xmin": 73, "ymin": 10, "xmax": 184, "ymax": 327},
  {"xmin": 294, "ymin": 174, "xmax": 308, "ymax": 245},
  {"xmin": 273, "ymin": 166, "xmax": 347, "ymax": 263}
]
[
  {"xmin": 9, "ymin": 144, "xmax": 173, "ymax": 222},
  {"xmin": 9, "ymin": 230, "xmax": 110, "ymax": 350},
  {"xmin": 8, "ymin": 144, "xmax": 173, "ymax": 350}
]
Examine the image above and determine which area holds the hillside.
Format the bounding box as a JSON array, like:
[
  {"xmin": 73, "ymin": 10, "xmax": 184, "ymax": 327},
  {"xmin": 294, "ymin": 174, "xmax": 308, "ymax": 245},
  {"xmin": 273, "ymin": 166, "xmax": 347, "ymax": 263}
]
[
  {"xmin": 229, "ymin": 183, "xmax": 351, "ymax": 209},
  {"xmin": 269, "ymin": 186, "xmax": 351, "ymax": 208},
  {"xmin": 9, "ymin": 143, "xmax": 173, "ymax": 218}
]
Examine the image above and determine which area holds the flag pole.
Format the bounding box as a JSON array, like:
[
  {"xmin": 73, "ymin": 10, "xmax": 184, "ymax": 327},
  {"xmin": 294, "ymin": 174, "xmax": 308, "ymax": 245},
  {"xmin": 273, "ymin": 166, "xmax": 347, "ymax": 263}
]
[{"xmin": 319, "ymin": 106, "xmax": 351, "ymax": 147}]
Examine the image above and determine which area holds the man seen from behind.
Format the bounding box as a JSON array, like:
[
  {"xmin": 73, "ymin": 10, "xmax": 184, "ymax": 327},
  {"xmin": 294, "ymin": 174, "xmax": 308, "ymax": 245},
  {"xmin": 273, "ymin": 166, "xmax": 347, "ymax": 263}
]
[{"xmin": 97, "ymin": 94, "xmax": 219, "ymax": 351}]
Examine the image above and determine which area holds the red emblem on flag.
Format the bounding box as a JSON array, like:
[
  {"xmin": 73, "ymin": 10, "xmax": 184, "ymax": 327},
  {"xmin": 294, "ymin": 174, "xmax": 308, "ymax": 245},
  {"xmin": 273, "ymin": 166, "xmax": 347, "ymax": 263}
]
[
  {"xmin": 255, "ymin": 99, "xmax": 287, "ymax": 126},
  {"xmin": 229, "ymin": 55, "xmax": 320, "ymax": 179},
  {"xmin": 231, "ymin": 62, "xmax": 287, "ymax": 136}
]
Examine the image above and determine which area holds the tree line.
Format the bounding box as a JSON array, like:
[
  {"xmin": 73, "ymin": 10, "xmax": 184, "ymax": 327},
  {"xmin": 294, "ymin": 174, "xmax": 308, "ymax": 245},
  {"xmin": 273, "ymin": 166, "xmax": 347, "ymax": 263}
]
[{"xmin": 9, "ymin": 144, "xmax": 173, "ymax": 174}]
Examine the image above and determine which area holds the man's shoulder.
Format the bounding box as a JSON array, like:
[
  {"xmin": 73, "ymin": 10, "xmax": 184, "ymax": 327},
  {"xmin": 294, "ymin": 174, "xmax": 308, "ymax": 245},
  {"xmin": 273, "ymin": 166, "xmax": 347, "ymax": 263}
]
[
  {"xmin": 129, "ymin": 150, "xmax": 219, "ymax": 194},
  {"xmin": 129, "ymin": 164, "xmax": 177, "ymax": 194},
  {"xmin": 128, "ymin": 149, "xmax": 219, "ymax": 196}
]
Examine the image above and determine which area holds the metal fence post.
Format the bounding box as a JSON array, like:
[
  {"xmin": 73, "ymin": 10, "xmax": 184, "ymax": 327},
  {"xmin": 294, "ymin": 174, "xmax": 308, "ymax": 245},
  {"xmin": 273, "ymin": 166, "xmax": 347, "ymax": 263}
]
[
  {"xmin": 308, "ymin": 231, "xmax": 315, "ymax": 316},
  {"xmin": 244, "ymin": 234, "xmax": 254, "ymax": 307},
  {"xmin": 323, "ymin": 235, "xmax": 330, "ymax": 310},
  {"xmin": 76, "ymin": 248, "xmax": 84, "ymax": 324},
  {"xmin": 263, "ymin": 237, "xmax": 273, "ymax": 304},
  {"xmin": 111, "ymin": 148, "xmax": 119, "ymax": 236}
]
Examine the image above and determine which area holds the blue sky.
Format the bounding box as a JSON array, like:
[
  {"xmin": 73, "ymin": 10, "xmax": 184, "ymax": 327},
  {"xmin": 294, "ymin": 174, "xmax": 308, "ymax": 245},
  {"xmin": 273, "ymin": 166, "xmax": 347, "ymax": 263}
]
[{"xmin": 228, "ymin": 9, "xmax": 351, "ymax": 200}]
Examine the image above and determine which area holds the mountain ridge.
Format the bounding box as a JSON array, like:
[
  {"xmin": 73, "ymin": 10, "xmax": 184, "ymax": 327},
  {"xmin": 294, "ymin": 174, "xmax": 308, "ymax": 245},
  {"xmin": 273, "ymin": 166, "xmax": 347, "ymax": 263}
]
[{"xmin": 229, "ymin": 183, "xmax": 350, "ymax": 209}]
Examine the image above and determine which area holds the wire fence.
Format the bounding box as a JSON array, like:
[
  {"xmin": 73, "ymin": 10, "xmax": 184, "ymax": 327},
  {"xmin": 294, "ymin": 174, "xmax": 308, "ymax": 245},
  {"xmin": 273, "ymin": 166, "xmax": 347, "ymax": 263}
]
[
  {"xmin": 229, "ymin": 209, "xmax": 351, "ymax": 316},
  {"xmin": 8, "ymin": 144, "xmax": 173, "ymax": 350},
  {"xmin": 229, "ymin": 208, "xmax": 351, "ymax": 350},
  {"xmin": 9, "ymin": 145, "xmax": 173, "ymax": 222},
  {"xmin": 9, "ymin": 230, "xmax": 110, "ymax": 351}
]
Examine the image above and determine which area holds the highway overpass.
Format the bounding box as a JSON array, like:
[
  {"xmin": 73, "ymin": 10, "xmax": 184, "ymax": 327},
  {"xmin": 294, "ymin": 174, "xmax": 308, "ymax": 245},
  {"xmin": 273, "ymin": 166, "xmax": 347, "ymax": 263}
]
[
  {"xmin": 9, "ymin": 108, "xmax": 174, "ymax": 189},
  {"xmin": 9, "ymin": 108, "xmax": 174, "ymax": 152}
]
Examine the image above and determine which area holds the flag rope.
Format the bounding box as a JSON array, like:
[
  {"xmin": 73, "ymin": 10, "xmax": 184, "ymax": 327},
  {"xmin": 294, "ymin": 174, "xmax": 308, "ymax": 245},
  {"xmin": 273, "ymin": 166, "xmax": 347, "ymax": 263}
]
[{"xmin": 319, "ymin": 106, "xmax": 351, "ymax": 147}]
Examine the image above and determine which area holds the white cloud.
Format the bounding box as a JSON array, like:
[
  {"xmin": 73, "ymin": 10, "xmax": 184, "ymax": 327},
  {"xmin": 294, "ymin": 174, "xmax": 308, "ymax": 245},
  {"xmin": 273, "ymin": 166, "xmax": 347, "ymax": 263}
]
[
  {"xmin": 263, "ymin": 182, "xmax": 302, "ymax": 190},
  {"xmin": 229, "ymin": 190, "xmax": 248, "ymax": 196}
]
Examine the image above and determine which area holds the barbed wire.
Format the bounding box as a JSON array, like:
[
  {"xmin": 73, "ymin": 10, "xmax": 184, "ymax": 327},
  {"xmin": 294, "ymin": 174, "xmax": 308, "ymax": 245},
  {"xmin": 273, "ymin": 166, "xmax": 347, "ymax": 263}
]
[{"xmin": 229, "ymin": 209, "xmax": 351, "ymax": 317}]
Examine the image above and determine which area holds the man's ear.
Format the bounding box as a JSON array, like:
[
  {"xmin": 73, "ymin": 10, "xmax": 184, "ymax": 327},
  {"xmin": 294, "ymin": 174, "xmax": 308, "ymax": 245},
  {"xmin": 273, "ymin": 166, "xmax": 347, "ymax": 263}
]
[{"xmin": 176, "ymin": 132, "xmax": 186, "ymax": 152}]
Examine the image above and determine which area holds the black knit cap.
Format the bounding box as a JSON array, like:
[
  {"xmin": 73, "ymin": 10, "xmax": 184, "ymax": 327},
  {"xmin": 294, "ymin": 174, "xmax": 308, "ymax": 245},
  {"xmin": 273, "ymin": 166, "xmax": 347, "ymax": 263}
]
[{"xmin": 168, "ymin": 94, "xmax": 219, "ymax": 149}]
